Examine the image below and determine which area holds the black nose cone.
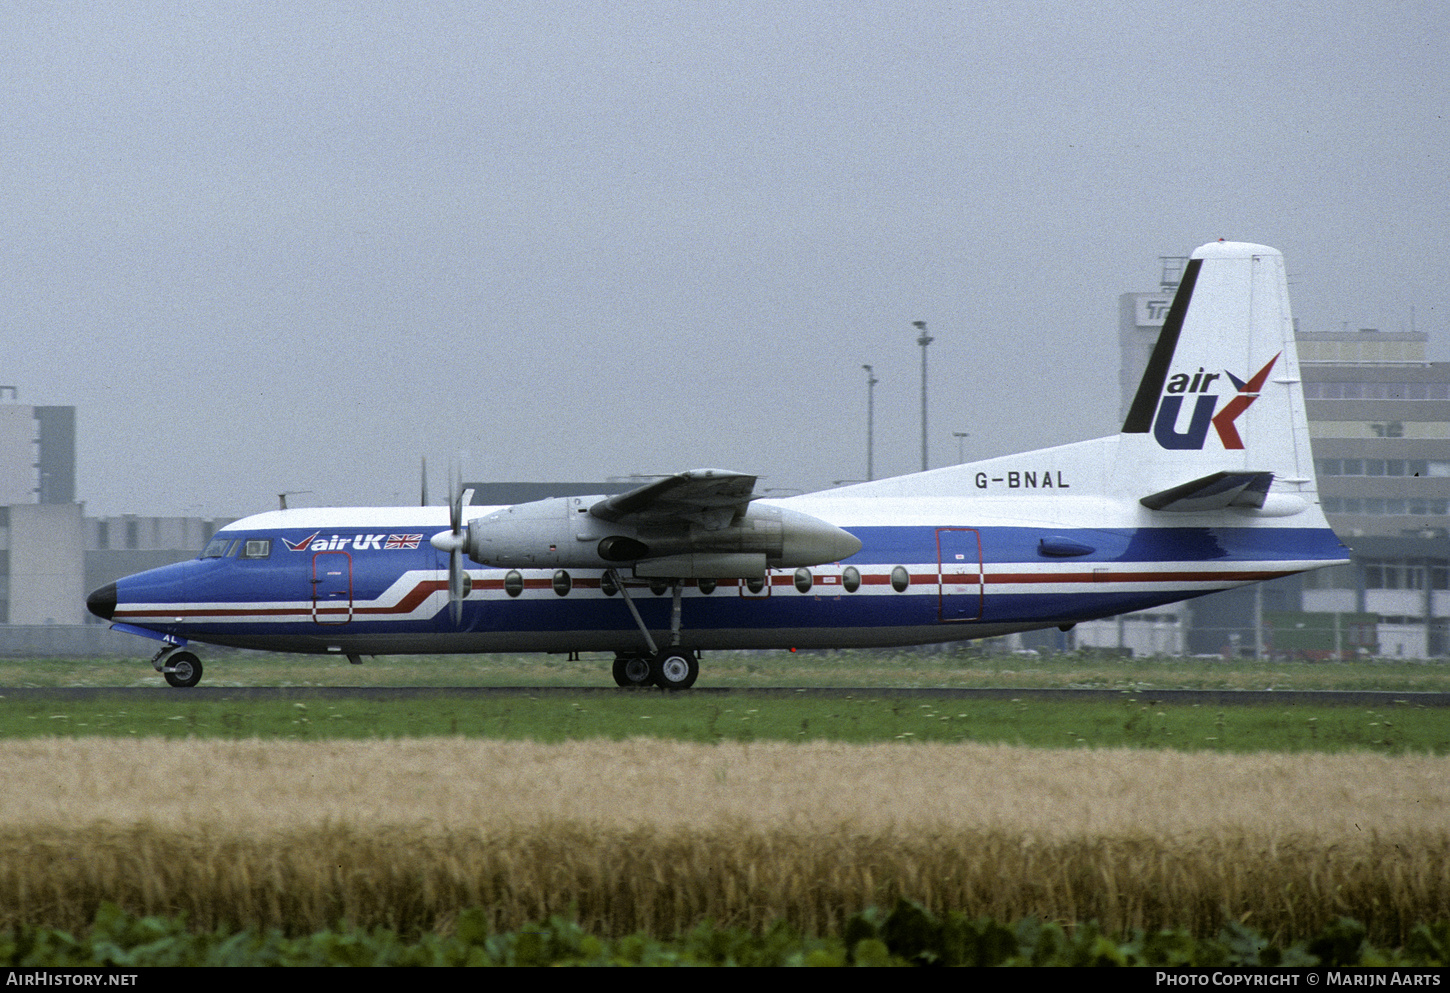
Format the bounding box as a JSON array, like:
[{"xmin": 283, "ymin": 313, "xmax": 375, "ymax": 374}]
[{"xmin": 87, "ymin": 583, "xmax": 117, "ymax": 621}]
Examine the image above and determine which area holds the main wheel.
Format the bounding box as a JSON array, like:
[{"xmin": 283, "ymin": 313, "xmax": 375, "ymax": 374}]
[
  {"xmin": 612, "ymin": 654, "xmax": 653, "ymax": 688},
  {"xmin": 650, "ymin": 648, "xmax": 698, "ymax": 690},
  {"xmin": 163, "ymin": 651, "xmax": 203, "ymax": 688}
]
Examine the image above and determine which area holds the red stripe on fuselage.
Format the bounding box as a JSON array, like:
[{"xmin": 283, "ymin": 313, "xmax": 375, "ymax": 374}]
[{"xmin": 113, "ymin": 566, "xmax": 1294, "ymax": 625}]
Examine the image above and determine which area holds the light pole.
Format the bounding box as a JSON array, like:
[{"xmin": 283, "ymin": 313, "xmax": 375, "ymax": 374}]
[
  {"xmin": 914, "ymin": 321, "xmax": 933, "ymax": 472},
  {"xmin": 862, "ymin": 364, "xmax": 878, "ymax": 480},
  {"xmin": 953, "ymin": 431, "xmax": 970, "ymax": 464}
]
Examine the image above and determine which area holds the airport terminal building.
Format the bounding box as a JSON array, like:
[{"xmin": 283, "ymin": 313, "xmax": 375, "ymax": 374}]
[{"xmin": 1294, "ymin": 329, "xmax": 1450, "ymax": 657}]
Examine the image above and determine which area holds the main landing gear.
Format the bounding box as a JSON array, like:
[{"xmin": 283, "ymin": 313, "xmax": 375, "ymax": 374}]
[
  {"xmin": 151, "ymin": 645, "xmax": 204, "ymax": 688},
  {"xmin": 612, "ymin": 647, "xmax": 700, "ymax": 690},
  {"xmin": 607, "ymin": 568, "xmax": 701, "ymax": 690}
]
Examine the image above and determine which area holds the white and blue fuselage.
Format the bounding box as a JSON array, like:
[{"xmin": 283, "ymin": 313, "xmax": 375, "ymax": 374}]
[
  {"xmin": 87, "ymin": 242, "xmax": 1350, "ymax": 685},
  {"xmin": 94, "ymin": 480, "xmax": 1345, "ymax": 655}
]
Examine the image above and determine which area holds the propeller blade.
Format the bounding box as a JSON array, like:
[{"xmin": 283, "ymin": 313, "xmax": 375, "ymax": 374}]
[
  {"xmin": 438, "ymin": 457, "xmax": 473, "ymax": 627},
  {"xmin": 448, "ymin": 460, "xmax": 462, "ymax": 529},
  {"xmin": 449, "ymin": 548, "xmax": 465, "ymax": 626}
]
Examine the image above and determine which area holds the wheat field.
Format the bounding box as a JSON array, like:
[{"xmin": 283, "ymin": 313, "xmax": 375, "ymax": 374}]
[{"xmin": 1, "ymin": 738, "xmax": 1447, "ymax": 941}]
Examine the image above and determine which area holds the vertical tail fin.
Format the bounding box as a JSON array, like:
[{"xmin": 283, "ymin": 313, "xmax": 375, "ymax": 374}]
[{"xmin": 1115, "ymin": 241, "xmax": 1316, "ymax": 507}]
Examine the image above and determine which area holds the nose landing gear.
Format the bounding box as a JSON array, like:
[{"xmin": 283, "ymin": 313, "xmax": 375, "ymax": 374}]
[{"xmin": 151, "ymin": 645, "xmax": 204, "ymax": 688}]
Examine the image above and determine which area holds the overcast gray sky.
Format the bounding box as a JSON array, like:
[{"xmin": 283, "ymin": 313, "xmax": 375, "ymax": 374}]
[{"xmin": 4, "ymin": 1, "xmax": 1446, "ymax": 518}]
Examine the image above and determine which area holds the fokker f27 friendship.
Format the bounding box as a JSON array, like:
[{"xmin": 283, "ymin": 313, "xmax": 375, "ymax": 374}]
[{"xmin": 88, "ymin": 241, "xmax": 1349, "ymax": 688}]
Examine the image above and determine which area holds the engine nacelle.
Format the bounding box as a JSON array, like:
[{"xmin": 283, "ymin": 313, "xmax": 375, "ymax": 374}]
[
  {"xmin": 460, "ymin": 496, "xmax": 860, "ymax": 573},
  {"xmin": 634, "ymin": 553, "xmax": 768, "ymax": 579}
]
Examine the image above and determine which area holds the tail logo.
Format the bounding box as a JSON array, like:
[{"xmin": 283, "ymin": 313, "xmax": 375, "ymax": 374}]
[{"xmin": 1153, "ymin": 352, "xmax": 1280, "ymax": 451}]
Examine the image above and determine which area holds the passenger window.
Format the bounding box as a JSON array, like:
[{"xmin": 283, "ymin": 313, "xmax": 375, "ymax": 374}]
[{"xmin": 891, "ymin": 566, "xmax": 910, "ymax": 592}]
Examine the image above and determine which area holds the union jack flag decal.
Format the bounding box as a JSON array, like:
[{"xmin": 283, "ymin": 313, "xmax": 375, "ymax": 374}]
[{"xmin": 385, "ymin": 534, "xmax": 423, "ymax": 550}]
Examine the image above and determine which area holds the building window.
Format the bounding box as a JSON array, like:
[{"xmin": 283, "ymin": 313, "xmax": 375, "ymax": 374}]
[
  {"xmin": 1319, "ymin": 459, "xmax": 1430, "ymax": 477},
  {"xmin": 1305, "ymin": 381, "xmax": 1450, "ymax": 400},
  {"xmin": 1323, "ymin": 497, "xmax": 1449, "ymax": 516},
  {"xmin": 1302, "ymin": 564, "xmax": 1355, "ymax": 590},
  {"xmin": 1363, "ymin": 560, "xmax": 1426, "ymax": 590}
]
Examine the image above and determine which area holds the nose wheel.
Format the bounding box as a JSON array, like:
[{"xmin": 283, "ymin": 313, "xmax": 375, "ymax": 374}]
[{"xmin": 161, "ymin": 651, "xmax": 203, "ymax": 688}]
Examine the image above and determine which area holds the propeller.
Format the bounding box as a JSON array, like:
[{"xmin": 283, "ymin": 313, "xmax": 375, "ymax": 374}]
[{"xmin": 428, "ymin": 460, "xmax": 473, "ymax": 626}]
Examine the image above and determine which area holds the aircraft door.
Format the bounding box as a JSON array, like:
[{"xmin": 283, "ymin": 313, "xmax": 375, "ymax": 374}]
[
  {"xmin": 936, "ymin": 528, "xmax": 983, "ymax": 622},
  {"xmin": 312, "ymin": 551, "xmax": 353, "ymax": 624}
]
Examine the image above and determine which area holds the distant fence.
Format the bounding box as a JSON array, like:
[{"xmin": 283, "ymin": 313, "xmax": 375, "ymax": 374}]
[{"xmin": 0, "ymin": 625, "xmax": 146, "ymax": 658}]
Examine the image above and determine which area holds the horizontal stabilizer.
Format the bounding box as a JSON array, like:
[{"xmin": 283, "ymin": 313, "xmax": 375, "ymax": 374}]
[{"xmin": 1139, "ymin": 471, "xmax": 1273, "ymax": 513}]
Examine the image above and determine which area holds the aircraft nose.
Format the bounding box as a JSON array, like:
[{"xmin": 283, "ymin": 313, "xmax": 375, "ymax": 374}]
[{"xmin": 86, "ymin": 583, "xmax": 117, "ymax": 621}]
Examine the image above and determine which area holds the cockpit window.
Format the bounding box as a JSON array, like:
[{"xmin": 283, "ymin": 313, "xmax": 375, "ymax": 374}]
[
  {"xmin": 240, "ymin": 539, "xmax": 272, "ymax": 559},
  {"xmin": 201, "ymin": 537, "xmax": 233, "ymax": 559}
]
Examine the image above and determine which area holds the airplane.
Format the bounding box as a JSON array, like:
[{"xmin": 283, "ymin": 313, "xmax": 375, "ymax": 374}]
[{"xmin": 87, "ymin": 240, "xmax": 1349, "ymax": 689}]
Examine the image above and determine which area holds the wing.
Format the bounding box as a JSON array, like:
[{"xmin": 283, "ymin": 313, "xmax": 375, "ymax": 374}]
[{"xmin": 589, "ymin": 469, "xmax": 758, "ymax": 530}]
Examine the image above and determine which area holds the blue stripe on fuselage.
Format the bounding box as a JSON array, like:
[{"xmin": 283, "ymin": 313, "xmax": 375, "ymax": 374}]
[{"xmin": 843, "ymin": 524, "xmax": 1346, "ymax": 565}]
